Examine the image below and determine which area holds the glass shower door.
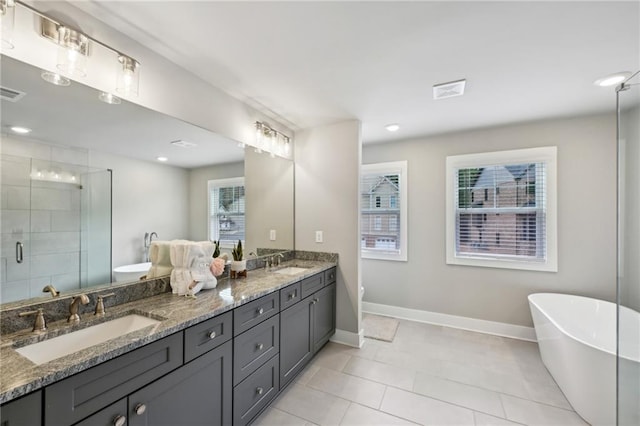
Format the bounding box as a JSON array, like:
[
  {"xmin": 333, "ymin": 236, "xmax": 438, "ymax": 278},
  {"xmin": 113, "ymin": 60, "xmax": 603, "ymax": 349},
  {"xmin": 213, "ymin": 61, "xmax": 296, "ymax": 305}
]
[{"xmin": 617, "ymin": 71, "xmax": 640, "ymax": 426}]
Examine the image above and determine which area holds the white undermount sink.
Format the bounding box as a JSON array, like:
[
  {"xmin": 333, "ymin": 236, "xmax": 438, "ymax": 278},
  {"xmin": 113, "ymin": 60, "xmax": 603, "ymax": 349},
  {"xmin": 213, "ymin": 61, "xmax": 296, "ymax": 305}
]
[
  {"xmin": 274, "ymin": 266, "xmax": 308, "ymax": 275},
  {"xmin": 15, "ymin": 314, "xmax": 161, "ymax": 365}
]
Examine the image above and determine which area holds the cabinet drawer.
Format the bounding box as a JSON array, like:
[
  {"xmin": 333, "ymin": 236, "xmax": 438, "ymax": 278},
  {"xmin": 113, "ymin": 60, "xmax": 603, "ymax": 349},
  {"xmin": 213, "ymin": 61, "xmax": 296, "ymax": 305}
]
[
  {"xmin": 74, "ymin": 398, "xmax": 127, "ymax": 426},
  {"xmin": 233, "ymin": 354, "xmax": 279, "ymax": 426},
  {"xmin": 45, "ymin": 332, "xmax": 183, "ymax": 426},
  {"xmin": 0, "ymin": 390, "xmax": 42, "ymax": 426},
  {"xmin": 300, "ymin": 272, "xmax": 325, "ymax": 299},
  {"xmin": 184, "ymin": 310, "xmax": 232, "ymax": 362},
  {"xmin": 234, "ymin": 292, "xmax": 279, "ymax": 336},
  {"xmin": 324, "ymin": 267, "xmax": 337, "ymax": 284},
  {"xmin": 233, "ymin": 314, "xmax": 280, "ymax": 385},
  {"xmin": 280, "ymin": 282, "xmax": 301, "ymax": 310}
]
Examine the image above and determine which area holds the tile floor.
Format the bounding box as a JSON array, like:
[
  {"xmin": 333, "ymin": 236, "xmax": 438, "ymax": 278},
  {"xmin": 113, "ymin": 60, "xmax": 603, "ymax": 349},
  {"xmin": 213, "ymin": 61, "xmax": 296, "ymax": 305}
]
[{"xmin": 253, "ymin": 318, "xmax": 588, "ymax": 426}]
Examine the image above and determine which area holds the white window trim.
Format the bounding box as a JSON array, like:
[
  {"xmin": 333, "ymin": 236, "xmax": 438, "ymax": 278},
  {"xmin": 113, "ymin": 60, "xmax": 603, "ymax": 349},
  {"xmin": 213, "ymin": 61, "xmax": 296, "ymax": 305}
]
[
  {"xmin": 445, "ymin": 147, "xmax": 558, "ymax": 272},
  {"xmin": 361, "ymin": 160, "xmax": 408, "ymax": 262},
  {"xmin": 207, "ymin": 176, "xmax": 245, "ymax": 249}
]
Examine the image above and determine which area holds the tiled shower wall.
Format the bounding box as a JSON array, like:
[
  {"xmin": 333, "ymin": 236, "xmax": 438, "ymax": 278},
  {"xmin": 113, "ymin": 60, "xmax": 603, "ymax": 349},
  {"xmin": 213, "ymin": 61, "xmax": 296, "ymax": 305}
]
[{"xmin": 1, "ymin": 136, "xmax": 89, "ymax": 303}]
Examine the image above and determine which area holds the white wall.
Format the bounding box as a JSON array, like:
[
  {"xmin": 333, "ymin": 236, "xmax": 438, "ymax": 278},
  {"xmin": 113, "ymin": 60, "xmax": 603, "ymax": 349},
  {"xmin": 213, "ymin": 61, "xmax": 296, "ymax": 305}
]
[
  {"xmin": 362, "ymin": 114, "xmax": 617, "ymax": 327},
  {"xmin": 188, "ymin": 161, "xmax": 244, "ymax": 241},
  {"xmin": 88, "ymin": 152, "xmax": 189, "ymax": 268},
  {"xmin": 245, "ymin": 149, "xmax": 294, "ymax": 254},
  {"xmin": 295, "ymin": 120, "xmax": 362, "ymax": 344}
]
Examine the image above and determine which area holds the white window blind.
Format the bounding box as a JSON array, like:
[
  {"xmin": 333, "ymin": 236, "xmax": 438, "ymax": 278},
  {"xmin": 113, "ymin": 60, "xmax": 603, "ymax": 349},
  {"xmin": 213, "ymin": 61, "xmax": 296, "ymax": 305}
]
[
  {"xmin": 446, "ymin": 147, "xmax": 557, "ymax": 272},
  {"xmin": 208, "ymin": 177, "xmax": 245, "ymax": 246},
  {"xmin": 361, "ymin": 161, "xmax": 408, "ymax": 261}
]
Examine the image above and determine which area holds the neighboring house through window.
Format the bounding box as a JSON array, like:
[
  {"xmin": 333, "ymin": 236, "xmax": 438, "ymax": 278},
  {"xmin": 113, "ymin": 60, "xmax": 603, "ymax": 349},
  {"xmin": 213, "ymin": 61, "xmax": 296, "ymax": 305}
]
[
  {"xmin": 446, "ymin": 147, "xmax": 557, "ymax": 271},
  {"xmin": 361, "ymin": 161, "xmax": 408, "ymax": 261},
  {"xmin": 208, "ymin": 177, "xmax": 245, "ymax": 247}
]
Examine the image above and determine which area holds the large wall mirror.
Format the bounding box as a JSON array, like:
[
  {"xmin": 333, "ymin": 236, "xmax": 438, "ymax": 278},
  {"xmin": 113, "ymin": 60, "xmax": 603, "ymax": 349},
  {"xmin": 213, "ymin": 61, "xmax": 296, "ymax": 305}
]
[{"xmin": 0, "ymin": 54, "xmax": 294, "ymax": 305}]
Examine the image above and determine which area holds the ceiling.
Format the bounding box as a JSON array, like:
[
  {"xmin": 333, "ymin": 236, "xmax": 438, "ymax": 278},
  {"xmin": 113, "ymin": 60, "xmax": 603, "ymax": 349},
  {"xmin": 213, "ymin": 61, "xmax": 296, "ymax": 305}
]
[
  {"xmin": 58, "ymin": 1, "xmax": 640, "ymax": 143},
  {"xmin": 1, "ymin": 55, "xmax": 244, "ymax": 168}
]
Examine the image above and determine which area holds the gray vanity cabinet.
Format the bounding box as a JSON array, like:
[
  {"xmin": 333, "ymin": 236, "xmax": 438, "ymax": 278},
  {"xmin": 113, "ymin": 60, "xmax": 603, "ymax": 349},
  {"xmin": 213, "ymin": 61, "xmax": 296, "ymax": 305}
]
[
  {"xmin": 128, "ymin": 340, "xmax": 232, "ymax": 426},
  {"xmin": 0, "ymin": 390, "xmax": 42, "ymax": 426},
  {"xmin": 279, "ymin": 295, "xmax": 313, "ymax": 387},
  {"xmin": 280, "ymin": 269, "xmax": 337, "ymax": 388},
  {"xmin": 312, "ymin": 283, "xmax": 336, "ymax": 353}
]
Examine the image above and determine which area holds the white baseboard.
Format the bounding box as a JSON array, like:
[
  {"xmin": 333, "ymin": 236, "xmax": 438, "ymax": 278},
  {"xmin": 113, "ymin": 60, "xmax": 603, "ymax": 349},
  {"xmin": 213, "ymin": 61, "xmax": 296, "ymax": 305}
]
[
  {"xmin": 362, "ymin": 301, "xmax": 536, "ymax": 342},
  {"xmin": 330, "ymin": 328, "xmax": 365, "ymax": 348}
]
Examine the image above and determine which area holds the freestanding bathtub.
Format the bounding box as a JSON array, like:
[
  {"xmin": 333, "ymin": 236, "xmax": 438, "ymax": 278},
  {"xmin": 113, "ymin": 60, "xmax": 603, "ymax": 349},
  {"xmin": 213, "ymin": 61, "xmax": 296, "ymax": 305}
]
[
  {"xmin": 528, "ymin": 293, "xmax": 639, "ymax": 426},
  {"xmin": 113, "ymin": 262, "xmax": 152, "ymax": 283}
]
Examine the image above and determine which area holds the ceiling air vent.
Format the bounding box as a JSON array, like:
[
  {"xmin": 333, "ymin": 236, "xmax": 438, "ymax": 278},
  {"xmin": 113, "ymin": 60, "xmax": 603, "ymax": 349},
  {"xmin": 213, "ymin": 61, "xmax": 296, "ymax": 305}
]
[
  {"xmin": 433, "ymin": 79, "xmax": 466, "ymax": 100},
  {"xmin": 1, "ymin": 86, "xmax": 26, "ymax": 102}
]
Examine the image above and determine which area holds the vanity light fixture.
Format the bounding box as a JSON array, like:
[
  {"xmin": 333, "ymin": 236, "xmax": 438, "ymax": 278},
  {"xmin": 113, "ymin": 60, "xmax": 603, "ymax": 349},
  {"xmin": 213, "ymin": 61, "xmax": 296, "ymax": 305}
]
[
  {"xmin": 254, "ymin": 121, "xmax": 292, "ymax": 159},
  {"xmin": 170, "ymin": 139, "xmax": 197, "ymax": 148},
  {"xmin": 41, "ymin": 70, "xmax": 71, "ymax": 86},
  {"xmin": 1, "ymin": 0, "xmax": 15, "ymax": 49},
  {"xmin": 10, "ymin": 125, "xmax": 31, "ymax": 134},
  {"xmin": 98, "ymin": 92, "xmax": 121, "ymax": 105},
  {"xmin": 116, "ymin": 55, "xmax": 140, "ymax": 97},
  {"xmin": 593, "ymin": 72, "xmax": 632, "ymax": 87},
  {"xmin": 385, "ymin": 123, "xmax": 400, "ymax": 132}
]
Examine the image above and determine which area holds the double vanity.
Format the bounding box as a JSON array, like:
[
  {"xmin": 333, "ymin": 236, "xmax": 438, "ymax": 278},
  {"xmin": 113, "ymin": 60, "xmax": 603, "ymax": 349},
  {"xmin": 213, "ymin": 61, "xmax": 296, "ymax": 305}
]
[{"xmin": 0, "ymin": 256, "xmax": 337, "ymax": 426}]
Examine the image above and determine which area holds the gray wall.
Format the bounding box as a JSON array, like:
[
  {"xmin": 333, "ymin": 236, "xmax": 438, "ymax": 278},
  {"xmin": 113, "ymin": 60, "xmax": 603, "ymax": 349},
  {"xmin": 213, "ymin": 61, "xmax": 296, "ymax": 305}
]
[
  {"xmin": 295, "ymin": 120, "xmax": 362, "ymax": 339},
  {"xmin": 188, "ymin": 161, "xmax": 244, "ymax": 242},
  {"xmin": 362, "ymin": 114, "xmax": 617, "ymax": 327},
  {"xmin": 245, "ymin": 150, "xmax": 294, "ymax": 254}
]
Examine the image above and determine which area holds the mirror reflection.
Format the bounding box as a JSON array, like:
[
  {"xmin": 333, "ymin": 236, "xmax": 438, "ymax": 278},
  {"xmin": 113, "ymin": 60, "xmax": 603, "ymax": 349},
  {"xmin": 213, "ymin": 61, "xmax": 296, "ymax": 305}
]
[{"xmin": 0, "ymin": 55, "xmax": 294, "ymax": 305}]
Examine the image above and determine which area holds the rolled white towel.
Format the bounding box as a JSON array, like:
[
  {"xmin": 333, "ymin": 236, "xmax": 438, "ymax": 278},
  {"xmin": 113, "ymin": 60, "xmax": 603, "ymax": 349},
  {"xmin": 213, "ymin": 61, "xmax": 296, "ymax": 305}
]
[
  {"xmin": 149, "ymin": 241, "xmax": 171, "ymax": 265},
  {"xmin": 170, "ymin": 240, "xmax": 191, "ymax": 268}
]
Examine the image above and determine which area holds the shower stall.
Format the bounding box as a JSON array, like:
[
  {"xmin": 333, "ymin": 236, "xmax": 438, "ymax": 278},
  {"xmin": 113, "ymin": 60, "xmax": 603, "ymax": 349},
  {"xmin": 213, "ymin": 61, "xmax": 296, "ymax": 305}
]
[
  {"xmin": 617, "ymin": 71, "xmax": 640, "ymax": 426},
  {"xmin": 0, "ymin": 155, "xmax": 112, "ymax": 303}
]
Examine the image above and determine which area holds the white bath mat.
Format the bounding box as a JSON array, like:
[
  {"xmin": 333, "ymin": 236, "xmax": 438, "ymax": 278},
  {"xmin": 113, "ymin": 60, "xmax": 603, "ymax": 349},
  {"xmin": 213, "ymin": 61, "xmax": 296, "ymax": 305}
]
[{"xmin": 363, "ymin": 314, "xmax": 400, "ymax": 342}]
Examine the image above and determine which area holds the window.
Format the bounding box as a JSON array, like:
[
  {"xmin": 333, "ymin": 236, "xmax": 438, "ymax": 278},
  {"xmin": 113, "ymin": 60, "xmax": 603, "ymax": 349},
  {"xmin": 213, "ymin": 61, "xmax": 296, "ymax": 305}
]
[
  {"xmin": 446, "ymin": 147, "xmax": 557, "ymax": 272},
  {"xmin": 361, "ymin": 161, "xmax": 408, "ymax": 261},
  {"xmin": 208, "ymin": 177, "xmax": 245, "ymax": 246}
]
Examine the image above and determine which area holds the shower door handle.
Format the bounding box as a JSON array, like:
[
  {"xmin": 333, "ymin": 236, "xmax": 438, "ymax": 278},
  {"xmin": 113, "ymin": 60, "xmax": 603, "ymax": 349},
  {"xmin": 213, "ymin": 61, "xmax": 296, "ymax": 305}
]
[{"xmin": 16, "ymin": 242, "xmax": 23, "ymax": 264}]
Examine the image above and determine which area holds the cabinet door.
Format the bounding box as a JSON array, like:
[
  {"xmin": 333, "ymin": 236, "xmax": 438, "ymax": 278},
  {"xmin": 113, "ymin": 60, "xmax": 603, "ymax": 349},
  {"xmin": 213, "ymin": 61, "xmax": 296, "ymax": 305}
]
[
  {"xmin": 312, "ymin": 283, "xmax": 336, "ymax": 353},
  {"xmin": 128, "ymin": 340, "xmax": 232, "ymax": 426},
  {"xmin": 74, "ymin": 399, "xmax": 127, "ymax": 426},
  {"xmin": 279, "ymin": 297, "xmax": 313, "ymax": 387},
  {"xmin": 0, "ymin": 390, "xmax": 42, "ymax": 426}
]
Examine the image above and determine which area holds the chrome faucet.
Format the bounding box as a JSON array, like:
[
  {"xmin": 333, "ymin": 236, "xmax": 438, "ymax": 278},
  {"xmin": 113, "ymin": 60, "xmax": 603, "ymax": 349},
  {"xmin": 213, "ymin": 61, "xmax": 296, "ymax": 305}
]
[
  {"xmin": 274, "ymin": 252, "xmax": 284, "ymax": 267},
  {"xmin": 143, "ymin": 232, "xmax": 158, "ymax": 262},
  {"xmin": 42, "ymin": 284, "xmax": 59, "ymax": 297},
  {"xmin": 68, "ymin": 294, "xmax": 90, "ymax": 322}
]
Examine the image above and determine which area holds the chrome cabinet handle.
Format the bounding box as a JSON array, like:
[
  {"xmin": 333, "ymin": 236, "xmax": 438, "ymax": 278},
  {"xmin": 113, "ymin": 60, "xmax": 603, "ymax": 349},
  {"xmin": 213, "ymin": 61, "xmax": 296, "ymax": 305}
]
[
  {"xmin": 16, "ymin": 241, "xmax": 23, "ymax": 264},
  {"xmin": 256, "ymin": 387, "xmax": 264, "ymax": 395},
  {"xmin": 257, "ymin": 307, "xmax": 264, "ymax": 315},
  {"xmin": 113, "ymin": 415, "xmax": 126, "ymax": 426},
  {"xmin": 208, "ymin": 331, "xmax": 217, "ymax": 339},
  {"xmin": 135, "ymin": 403, "xmax": 147, "ymax": 415},
  {"xmin": 256, "ymin": 343, "xmax": 264, "ymax": 351}
]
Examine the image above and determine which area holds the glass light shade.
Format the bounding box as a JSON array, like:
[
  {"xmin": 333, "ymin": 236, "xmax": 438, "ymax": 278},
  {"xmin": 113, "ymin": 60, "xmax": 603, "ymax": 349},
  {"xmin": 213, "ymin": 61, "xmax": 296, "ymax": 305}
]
[
  {"xmin": 41, "ymin": 70, "xmax": 71, "ymax": 86},
  {"xmin": 98, "ymin": 92, "xmax": 121, "ymax": 105},
  {"xmin": 254, "ymin": 123, "xmax": 264, "ymax": 153},
  {"xmin": 56, "ymin": 27, "xmax": 89, "ymax": 77},
  {"xmin": 116, "ymin": 55, "xmax": 140, "ymax": 97},
  {"xmin": 1, "ymin": 0, "xmax": 15, "ymax": 50}
]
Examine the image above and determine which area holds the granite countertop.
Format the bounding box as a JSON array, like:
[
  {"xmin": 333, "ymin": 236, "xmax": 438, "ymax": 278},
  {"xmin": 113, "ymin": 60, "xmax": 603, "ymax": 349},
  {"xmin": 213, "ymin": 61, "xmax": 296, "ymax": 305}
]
[{"xmin": 0, "ymin": 259, "xmax": 336, "ymax": 404}]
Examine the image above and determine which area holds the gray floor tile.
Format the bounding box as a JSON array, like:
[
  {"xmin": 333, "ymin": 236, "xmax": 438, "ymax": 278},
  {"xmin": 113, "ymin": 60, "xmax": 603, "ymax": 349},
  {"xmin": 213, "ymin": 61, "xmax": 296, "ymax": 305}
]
[
  {"xmin": 342, "ymin": 356, "xmax": 416, "ymax": 390},
  {"xmin": 307, "ymin": 367, "xmax": 387, "ymax": 409},
  {"xmin": 500, "ymin": 394, "xmax": 588, "ymax": 425},
  {"xmin": 380, "ymin": 386, "xmax": 476, "ymax": 425},
  {"xmin": 339, "ymin": 403, "xmax": 419, "ymax": 425},
  {"xmin": 275, "ymin": 383, "xmax": 351, "ymax": 425},
  {"xmin": 253, "ymin": 407, "xmax": 318, "ymax": 426}
]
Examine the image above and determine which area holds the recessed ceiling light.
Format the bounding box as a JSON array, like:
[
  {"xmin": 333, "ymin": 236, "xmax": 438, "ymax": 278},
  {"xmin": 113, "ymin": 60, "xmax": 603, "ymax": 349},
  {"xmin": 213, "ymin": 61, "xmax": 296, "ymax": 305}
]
[
  {"xmin": 98, "ymin": 92, "xmax": 121, "ymax": 105},
  {"xmin": 593, "ymin": 72, "xmax": 632, "ymax": 87},
  {"xmin": 10, "ymin": 126, "xmax": 31, "ymax": 134},
  {"xmin": 156, "ymin": 156, "xmax": 168, "ymax": 162},
  {"xmin": 41, "ymin": 71, "xmax": 71, "ymax": 87},
  {"xmin": 433, "ymin": 79, "xmax": 466, "ymax": 100},
  {"xmin": 385, "ymin": 123, "xmax": 400, "ymax": 132}
]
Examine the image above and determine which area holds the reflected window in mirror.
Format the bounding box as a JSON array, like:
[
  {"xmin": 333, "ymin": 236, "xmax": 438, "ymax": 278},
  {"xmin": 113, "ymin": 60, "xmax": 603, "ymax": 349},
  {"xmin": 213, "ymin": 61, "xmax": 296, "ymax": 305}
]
[{"xmin": 208, "ymin": 177, "xmax": 245, "ymax": 247}]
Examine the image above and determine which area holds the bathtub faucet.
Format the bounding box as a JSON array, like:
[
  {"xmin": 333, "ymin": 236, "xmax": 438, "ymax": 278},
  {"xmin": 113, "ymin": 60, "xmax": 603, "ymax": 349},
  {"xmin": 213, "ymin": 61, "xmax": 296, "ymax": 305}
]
[{"xmin": 143, "ymin": 232, "xmax": 158, "ymax": 262}]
